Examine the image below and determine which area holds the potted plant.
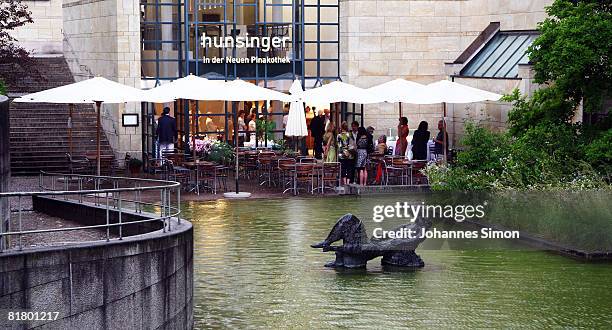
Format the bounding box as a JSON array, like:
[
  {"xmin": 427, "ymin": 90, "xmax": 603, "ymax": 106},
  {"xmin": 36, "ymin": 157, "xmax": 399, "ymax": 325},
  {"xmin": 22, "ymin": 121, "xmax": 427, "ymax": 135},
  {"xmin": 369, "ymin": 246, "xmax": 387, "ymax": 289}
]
[{"xmin": 128, "ymin": 157, "xmax": 143, "ymax": 175}]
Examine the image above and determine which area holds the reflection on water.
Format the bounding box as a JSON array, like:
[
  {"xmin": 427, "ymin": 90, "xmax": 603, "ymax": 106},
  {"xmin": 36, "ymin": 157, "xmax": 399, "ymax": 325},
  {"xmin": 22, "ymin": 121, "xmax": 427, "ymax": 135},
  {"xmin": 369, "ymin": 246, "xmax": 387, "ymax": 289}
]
[{"xmin": 183, "ymin": 196, "xmax": 612, "ymax": 328}]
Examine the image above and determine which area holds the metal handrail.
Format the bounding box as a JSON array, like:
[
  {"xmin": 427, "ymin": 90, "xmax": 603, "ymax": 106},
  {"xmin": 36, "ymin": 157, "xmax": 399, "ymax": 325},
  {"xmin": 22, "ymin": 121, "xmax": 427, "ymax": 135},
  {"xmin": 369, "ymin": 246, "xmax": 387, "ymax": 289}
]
[{"xmin": 0, "ymin": 172, "xmax": 182, "ymax": 252}]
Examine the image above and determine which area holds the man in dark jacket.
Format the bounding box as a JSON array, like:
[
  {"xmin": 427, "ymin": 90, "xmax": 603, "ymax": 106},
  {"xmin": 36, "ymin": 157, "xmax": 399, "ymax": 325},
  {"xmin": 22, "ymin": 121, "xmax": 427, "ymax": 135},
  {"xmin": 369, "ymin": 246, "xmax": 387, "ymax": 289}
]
[
  {"xmin": 310, "ymin": 109, "xmax": 325, "ymax": 159},
  {"xmin": 156, "ymin": 107, "xmax": 177, "ymax": 155}
]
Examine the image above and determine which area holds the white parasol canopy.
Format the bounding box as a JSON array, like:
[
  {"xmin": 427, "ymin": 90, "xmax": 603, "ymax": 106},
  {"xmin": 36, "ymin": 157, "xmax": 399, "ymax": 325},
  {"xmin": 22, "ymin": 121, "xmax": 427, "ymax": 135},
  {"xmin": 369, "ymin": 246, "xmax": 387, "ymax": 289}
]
[
  {"xmin": 220, "ymin": 79, "xmax": 292, "ymax": 102},
  {"xmin": 424, "ymin": 80, "xmax": 503, "ymax": 103},
  {"xmin": 301, "ymin": 81, "xmax": 383, "ymax": 104},
  {"xmin": 285, "ymin": 80, "xmax": 308, "ymax": 137},
  {"xmin": 13, "ymin": 77, "xmax": 157, "ymax": 175},
  {"xmin": 423, "ymin": 80, "xmax": 503, "ymax": 162},
  {"xmin": 367, "ymin": 78, "xmax": 433, "ymax": 104},
  {"xmin": 142, "ymin": 74, "xmax": 223, "ymax": 101},
  {"xmin": 13, "ymin": 76, "xmax": 157, "ymax": 104}
]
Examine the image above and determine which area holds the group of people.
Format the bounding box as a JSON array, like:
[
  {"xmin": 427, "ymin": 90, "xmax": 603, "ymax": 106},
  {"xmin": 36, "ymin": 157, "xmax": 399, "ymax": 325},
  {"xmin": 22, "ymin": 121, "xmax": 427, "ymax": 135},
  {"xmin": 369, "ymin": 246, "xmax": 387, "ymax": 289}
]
[
  {"xmin": 393, "ymin": 117, "xmax": 449, "ymax": 160},
  {"xmin": 307, "ymin": 114, "xmax": 449, "ymax": 186},
  {"xmin": 156, "ymin": 103, "xmax": 450, "ymax": 186}
]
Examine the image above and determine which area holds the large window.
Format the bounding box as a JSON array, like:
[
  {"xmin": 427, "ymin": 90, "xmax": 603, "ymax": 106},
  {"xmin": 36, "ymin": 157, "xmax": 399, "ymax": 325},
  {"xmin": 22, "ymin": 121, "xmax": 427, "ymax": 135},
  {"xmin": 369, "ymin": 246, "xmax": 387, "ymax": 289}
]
[{"xmin": 141, "ymin": 0, "xmax": 340, "ymax": 155}]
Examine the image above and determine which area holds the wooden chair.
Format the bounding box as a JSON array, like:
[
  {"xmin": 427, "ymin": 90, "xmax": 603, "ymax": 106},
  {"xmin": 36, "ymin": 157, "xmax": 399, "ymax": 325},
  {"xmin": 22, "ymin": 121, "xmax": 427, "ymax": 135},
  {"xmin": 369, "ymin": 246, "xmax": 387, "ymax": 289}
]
[
  {"xmin": 257, "ymin": 151, "xmax": 276, "ymax": 186},
  {"xmin": 319, "ymin": 162, "xmax": 341, "ymax": 193}
]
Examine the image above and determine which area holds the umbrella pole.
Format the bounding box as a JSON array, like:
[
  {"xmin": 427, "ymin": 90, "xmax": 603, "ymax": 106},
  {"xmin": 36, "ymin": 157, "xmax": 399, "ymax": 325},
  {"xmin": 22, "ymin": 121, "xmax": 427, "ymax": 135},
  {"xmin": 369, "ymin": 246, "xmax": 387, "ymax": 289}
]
[
  {"xmin": 95, "ymin": 101, "xmax": 102, "ymax": 176},
  {"xmin": 190, "ymin": 100, "xmax": 196, "ymax": 161},
  {"xmin": 399, "ymin": 102, "xmax": 402, "ymax": 118},
  {"xmin": 68, "ymin": 103, "xmax": 73, "ymax": 155},
  {"xmin": 233, "ymin": 101, "xmax": 239, "ymax": 194},
  {"xmin": 442, "ymin": 102, "xmax": 447, "ymax": 163}
]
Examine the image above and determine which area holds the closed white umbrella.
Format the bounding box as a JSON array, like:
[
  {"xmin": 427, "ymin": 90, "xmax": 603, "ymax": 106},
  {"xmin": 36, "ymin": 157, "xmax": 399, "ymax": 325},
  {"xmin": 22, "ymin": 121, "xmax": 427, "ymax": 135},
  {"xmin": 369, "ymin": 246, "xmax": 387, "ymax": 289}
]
[
  {"xmin": 302, "ymin": 81, "xmax": 383, "ymax": 104},
  {"xmin": 285, "ymin": 80, "xmax": 308, "ymax": 137},
  {"xmin": 13, "ymin": 77, "xmax": 155, "ymax": 175},
  {"xmin": 424, "ymin": 80, "xmax": 503, "ymax": 162}
]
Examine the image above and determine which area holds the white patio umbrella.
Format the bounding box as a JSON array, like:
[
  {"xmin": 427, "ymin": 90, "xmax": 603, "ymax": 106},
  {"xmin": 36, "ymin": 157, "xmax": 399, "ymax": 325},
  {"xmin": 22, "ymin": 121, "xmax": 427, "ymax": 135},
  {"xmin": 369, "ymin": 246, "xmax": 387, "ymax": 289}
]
[
  {"xmin": 142, "ymin": 74, "xmax": 224, "ymax": 101},
  {"xmin": 220, "ymin": 79, "xmax": 293, "ymax": 102},
  {"xmin": 367, "ymin": 78, "xmax": 433, "ymax": 118},
  {"xmin": 285, "ymin": 80, "xmax": 308, "ymax": 137},
  {"xmin": 144, "ymin": 75, "xmax": 227, "ymax": 161},
  {"xmin": 213, "ymin": 79, "xmax": 292, "ymax": 197},
  {"xmin": 424, "ymin": 80, "xmax": 503, "ymax": 162},
  {"xmin": 301, "ymin": 81, "xmax": 383, "ymax": 104},
  {"xmin": 14, "ymin": 77, "xmax": 156, "ymax": 175}
]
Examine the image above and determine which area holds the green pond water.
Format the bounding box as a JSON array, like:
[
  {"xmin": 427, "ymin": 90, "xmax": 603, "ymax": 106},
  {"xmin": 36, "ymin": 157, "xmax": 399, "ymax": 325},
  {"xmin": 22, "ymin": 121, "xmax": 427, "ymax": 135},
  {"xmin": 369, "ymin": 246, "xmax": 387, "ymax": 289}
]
[{"xmin": 182, "ymin": 195, "xmax": 612, "ymax": 328}]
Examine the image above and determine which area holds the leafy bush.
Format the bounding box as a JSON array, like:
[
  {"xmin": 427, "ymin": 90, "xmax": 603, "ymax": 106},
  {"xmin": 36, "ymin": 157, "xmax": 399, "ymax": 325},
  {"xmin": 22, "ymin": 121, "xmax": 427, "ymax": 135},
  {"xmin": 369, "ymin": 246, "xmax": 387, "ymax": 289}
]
[
  {"xmin": 502, "ymin": 88, "xmax": 576, "ymax": 137},
  {"xmin": 425, "ymin": 122, "xmax": 607, "ymax": 191},
  {"xmin": 584, "ymin": 128, "xmax": 612, "ymax": 178},
  {"xmin": 0, "ymin": 79, "xmax": 6, "ymax": 95}
]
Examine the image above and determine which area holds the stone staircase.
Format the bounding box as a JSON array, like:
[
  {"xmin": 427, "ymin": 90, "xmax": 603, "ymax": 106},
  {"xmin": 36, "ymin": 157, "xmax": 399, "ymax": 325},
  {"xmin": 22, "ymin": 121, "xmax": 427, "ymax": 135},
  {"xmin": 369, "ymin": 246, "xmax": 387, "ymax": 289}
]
[{"xmin": 1, "ymin": 57, "xmax": 115, "ymax": 176}]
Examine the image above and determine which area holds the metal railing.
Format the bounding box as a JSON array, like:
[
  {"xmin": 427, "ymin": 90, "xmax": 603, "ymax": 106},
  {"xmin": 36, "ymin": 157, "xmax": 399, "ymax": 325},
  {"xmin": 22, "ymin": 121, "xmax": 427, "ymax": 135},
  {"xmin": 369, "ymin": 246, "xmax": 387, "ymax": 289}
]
[{"xmin": 0, "ymin": 172, "xmax": 181, "ymax": 252}]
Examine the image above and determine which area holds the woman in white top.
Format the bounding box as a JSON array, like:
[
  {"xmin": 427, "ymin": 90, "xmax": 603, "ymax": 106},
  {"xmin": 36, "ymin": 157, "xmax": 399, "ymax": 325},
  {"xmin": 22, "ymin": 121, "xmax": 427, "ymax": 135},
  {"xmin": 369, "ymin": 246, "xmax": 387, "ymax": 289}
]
[{"xmin": 248, "ymin": 114, "xmax": 257, "ymax": 143}]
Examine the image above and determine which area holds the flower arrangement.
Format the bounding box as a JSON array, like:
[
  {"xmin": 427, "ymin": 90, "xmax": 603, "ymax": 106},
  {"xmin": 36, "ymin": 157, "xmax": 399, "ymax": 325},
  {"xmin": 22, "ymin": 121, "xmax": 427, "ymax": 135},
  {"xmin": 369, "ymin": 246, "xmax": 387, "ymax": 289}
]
[{"xmin": 189, "ymin": 138, "xmax": 234, "ymax": 163}]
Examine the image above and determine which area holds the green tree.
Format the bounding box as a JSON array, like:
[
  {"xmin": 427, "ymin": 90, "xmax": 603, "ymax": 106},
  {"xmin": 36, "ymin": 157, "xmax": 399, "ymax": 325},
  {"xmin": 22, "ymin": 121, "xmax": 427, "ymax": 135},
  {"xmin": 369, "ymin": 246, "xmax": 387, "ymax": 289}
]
[
  {"xmin": 0, "ymin": 0, "xmax": 35, "ymax": 83},
  {"xmin": 527, "ymin": 0, "xmax": 612, "ymax": 114}
]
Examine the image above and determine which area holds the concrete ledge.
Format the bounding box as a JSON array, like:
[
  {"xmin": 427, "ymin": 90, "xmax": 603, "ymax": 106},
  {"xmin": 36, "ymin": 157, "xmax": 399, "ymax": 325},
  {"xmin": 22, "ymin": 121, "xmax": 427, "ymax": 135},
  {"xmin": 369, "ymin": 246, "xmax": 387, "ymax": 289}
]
[
  {"xmin": 346, "ymin": 184, "xmax": 431, "ymax": 195},
  {"xmin": 0, "ymin": 198, "xmax": 194, "ymax": 330}
]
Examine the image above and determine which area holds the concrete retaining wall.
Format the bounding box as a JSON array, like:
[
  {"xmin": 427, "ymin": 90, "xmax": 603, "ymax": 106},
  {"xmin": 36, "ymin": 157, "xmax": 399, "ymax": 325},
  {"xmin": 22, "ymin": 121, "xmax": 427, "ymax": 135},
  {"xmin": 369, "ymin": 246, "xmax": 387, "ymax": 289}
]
[{"xmin": 0, "ymin": 198, "xmax": 193, "ymax": 330}]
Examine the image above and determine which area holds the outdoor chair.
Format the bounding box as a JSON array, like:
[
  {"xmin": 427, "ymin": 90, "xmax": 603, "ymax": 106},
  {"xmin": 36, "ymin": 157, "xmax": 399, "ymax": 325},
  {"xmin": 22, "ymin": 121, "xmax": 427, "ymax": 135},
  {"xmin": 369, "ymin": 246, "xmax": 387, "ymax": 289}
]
[
  {"xmin": 241, "ymin": 151, "xmax": 259, "ymax": 180},
  {"xmin": 66, "ymin": 153, "xmax": 91, "ymax": 174},
  {"xmin": 392, "ymin": 157, "xmax": 412, "ymax": 185},
  {"xmin": 383, "ymin": 157, "xmax": 405, "ymax": 185},
  {"xmin": 299, "ymin": 157, "xmax": 317, "ymax": 164},
  {"xmin": 257, "ymin": 151, "xmax": 276, "ymax": 187},
  {"xmin": 166, "ymin": 160, "xmax": 190, "ymax": 189},
  {"xmin": 215, "ymin": 164, "xmax": 229, "ymax": 192},
  {"xmin": 277, "ymin": 158, "xmax": 296, "ymax": 192},
  {"xmin": 293, "ymin": 163, "xmax": 316, "ymax": 195},
  {"xmin": 145, "ymin": 154, "xmax": 167, "ymax": 179},
  {"xmin": 410, "ymin": 160, "xmax": 428, "ymax": 185},
  {"xmin": 319, "ymin": 162, "xmax": 341, "ymax": 193}
]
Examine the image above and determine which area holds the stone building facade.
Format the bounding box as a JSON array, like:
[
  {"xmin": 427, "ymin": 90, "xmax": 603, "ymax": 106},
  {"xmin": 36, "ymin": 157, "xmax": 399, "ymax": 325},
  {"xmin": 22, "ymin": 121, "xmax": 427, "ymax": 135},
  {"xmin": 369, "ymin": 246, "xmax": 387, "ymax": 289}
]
[
  {"xmin": 339, "ymin": 0, "xmax": 551, "ymax": 143},
  {"xmin": 11, "ymin": 0, "xmax": 552, "ymax": 158}
]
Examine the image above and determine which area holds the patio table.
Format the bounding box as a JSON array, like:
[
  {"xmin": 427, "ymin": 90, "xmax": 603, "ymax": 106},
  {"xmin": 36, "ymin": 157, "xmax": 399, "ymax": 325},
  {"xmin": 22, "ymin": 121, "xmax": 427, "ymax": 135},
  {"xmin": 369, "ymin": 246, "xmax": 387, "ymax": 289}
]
[{"xmin": 183, "ymin": 160, "xmax": 216, "ymax": 195}]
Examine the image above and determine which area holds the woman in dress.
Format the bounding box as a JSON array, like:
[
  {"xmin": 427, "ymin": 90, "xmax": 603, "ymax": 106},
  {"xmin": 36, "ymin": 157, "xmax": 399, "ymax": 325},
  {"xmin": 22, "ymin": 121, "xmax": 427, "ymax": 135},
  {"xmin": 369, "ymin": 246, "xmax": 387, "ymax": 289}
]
[
  {"xmin": 323, "ymin": 122, "xmax": 337, "ymax": 163},
  {"xmin": 395, "ymin": 116, "xmax": 409, "ymax": 156},
  {"xmin": 411, "ymin": 120, "xmax": 430, "ymax": 160},
  {"xmin": 337, "ymin": 121, "xmax": 356, "ymax": 185},
  {"xmin": 355, "ymin": 127, "xmax": 369, "ymax": 186}
]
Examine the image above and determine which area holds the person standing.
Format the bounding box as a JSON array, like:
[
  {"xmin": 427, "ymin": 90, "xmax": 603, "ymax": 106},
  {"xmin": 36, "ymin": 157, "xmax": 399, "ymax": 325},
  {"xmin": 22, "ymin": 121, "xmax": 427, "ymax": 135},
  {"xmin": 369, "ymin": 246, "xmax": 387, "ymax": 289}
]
[
  {"xmin": 323, "ymin": 122, "xmax": 337, "ymax": 163},
  {"xmin": 395, "ymin": 117, "xmax": 409, "ymax": 156},
  {"xmin": 337, "ymin": 121, "xmax": 356, "ymax": 185},
  {"xmin": 156, "ymin": 107, "xmax": 177, "ymax": 155},
  {"xmin": 355, "ymin": 127, "xmax": 369, "ymax": 186},
  {"xmin": 324, "ymin": 108, "xmax": 331, "ymax": 131},
  {"xmin": 310, "ymin": 109, "xmax": 325, "ymax": 159},
  {"xmin": 237, "ymin": 110, "xmax": 247, "ymax": 147},
  {"xmin": 411, "ymin": 121, "xmax": 430, "ymax": 160},
  {"xmin": 248, "ymin": 113, "xmax": 257, "ymax": 143},
  {"xmin": 433, "ymin": 120, "xmax": 448, "ymax": 161}
]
